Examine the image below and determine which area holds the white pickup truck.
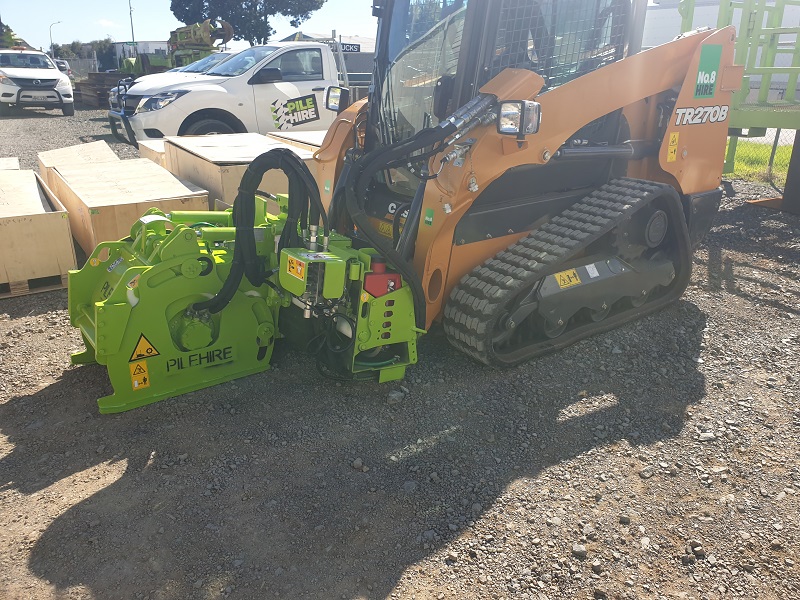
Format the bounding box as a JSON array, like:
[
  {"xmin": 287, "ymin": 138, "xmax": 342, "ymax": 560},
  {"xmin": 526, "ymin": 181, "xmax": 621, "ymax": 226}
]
[{"xmin": 109, "ymin": 42, "xmax": 340, "ymax": 147}]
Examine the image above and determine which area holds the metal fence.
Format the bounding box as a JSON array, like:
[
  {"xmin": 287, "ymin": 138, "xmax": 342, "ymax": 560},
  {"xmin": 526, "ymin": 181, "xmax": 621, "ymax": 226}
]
[
  {"xmin": 725, "ymin": 127, "xmax": 794, "ymax": 188},
  {"xmin": 68, "ymin": 58, "xmax": 98, "ymax": 81},
  {"xmin": 642, "ymin": 0, "xmax": 800, "ymax": 189}
]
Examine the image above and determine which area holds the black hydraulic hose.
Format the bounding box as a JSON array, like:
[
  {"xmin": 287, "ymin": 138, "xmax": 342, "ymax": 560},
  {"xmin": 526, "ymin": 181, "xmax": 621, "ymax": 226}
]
[
  {"xmin": 345, "ymin": 124, "xmax": 458, "ymax": 330},
  {"xmin": 328, "ymin": 156, "xmax": 354, "ymax": 233},
  {"xmin": 396, "ymin": 167, "xmax": 427, "ymax": 261},
  {"xmin": 194, "ymin": 148, "xmax": 326, "ymax": 314}
]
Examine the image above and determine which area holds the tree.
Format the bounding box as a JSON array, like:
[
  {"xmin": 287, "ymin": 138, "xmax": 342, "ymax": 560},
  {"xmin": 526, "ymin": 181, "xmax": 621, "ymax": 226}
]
[
  {"xmin": 91, "ymin": 37, "xmax": 117, "ymax": 71},
  {"xmin": 170, "ymin": 0, "xmax": 326, "ymax": 45},
  {"xmin": 52, "ymin": 43, "xmax": 78, "ymax": 59},
  {"xmin": 0, "ymin": 16, "xmax": 18, "ymax": 49}
]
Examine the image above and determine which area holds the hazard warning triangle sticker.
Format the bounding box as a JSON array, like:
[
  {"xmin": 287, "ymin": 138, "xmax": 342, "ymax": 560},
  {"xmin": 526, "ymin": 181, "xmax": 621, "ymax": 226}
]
[{"xmin": 129, "ymin": 334, "xmax": 160, "ymax": 362}]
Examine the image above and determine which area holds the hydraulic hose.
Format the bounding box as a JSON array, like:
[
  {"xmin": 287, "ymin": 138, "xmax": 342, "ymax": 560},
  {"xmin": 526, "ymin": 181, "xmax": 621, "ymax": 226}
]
[
  {"xmin": 194, "ymin": 148, "xmax": 326, "ymax": 314},
  {"xmin": 345, "ymin": 124, "xmax": 458, "ymax": 330},
  {"xmin": 345, "ymin": 94, "xmax": 497, "ymax": 329}
]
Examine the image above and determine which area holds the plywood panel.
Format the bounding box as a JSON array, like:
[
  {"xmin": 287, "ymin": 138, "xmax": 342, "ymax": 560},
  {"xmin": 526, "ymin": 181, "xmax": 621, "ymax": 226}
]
[
  {"xmin": 0, "ymin": 170, "xmax": 49, "ymax": 217},
  {"xmin": 0, "ymin": 171, "xmax": 76, "ymax": 287},
  {"xmin": 51, "ymin": 159, "xmax": 208, "ymax": 253},
  {"xmin": 163, "ymin": 133, "xmax": 319, "ymax": 206},
  {"xmin": 138, "ymin": 140, "xmax": 166, "ymax": 167},
  {"xmin": 0, "ymin": 157, "xmax": 20, "ymax": 170},
  {"xmin": 268, "ymin": 129, "xmax": 327, "ymax": 152},
  {"xmin": 37, "ymin": 140, "xmax": 120, "ymax": 189}
]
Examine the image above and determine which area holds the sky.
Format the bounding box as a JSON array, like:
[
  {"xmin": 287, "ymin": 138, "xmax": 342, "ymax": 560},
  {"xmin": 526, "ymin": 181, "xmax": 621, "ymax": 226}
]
[{"xmin": 1, "ymin": 0, "xmax": 378, "ymax": 52}]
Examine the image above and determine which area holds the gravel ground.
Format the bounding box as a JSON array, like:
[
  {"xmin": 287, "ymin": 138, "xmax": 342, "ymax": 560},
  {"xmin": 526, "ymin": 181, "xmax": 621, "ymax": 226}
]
[{"xmin": 1, "ymin": 107, "xmax": 799, "ymax": 600}]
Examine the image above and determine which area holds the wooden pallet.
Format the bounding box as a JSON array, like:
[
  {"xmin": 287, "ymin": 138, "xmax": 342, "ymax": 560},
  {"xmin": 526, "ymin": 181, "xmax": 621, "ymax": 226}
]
[{"xmin": 0, "ymin": 274, "xmax": 68, "ymax": 299}]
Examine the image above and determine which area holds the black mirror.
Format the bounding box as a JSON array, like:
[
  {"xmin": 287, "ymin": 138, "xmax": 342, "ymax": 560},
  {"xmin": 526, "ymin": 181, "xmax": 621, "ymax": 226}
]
[
  {"xmin": 325, "ymin": 86, "xmax": 351, "ymax": 113},
  {"xmin": 248, "ymin": 67, "xmax": 282, "ymax": 85},
  {"xmin": 433, "ymin": 75, "xmax": 454, "ymax": 121}
]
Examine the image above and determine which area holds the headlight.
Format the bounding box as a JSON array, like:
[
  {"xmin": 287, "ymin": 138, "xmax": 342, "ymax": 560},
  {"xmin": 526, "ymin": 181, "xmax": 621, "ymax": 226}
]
[
  {"xmin": 56, "ymin": 78, "xmax": 72, "ymax": 90},
  {"xmin": 135, "ymin": 90, "xmax": 189, "ymax": 113},
  {"xmin": 497, "ymin": 100, "xmax": 541, "ymax": 137},
  {"xmin": 0, "ymin": 71, "xmax": 18, "ymax": 87}
]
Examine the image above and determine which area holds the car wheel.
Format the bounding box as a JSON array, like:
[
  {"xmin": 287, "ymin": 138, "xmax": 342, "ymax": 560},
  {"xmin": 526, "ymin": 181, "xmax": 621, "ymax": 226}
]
[
  {"xmin": 0, "ymin": 103, "xmax": 11, "ymax": 117},
  {"xmin": 62, "ymin": 104, "xmax": 75, "ymax": 116},
  {"xmin": 183, "ymin": 118, "xmax": 236, "ymax": 136}
]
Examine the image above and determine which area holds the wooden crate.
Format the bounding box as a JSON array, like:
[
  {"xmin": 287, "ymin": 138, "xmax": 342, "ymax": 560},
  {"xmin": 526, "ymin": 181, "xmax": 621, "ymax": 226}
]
[
  {"xmin": 50, "ymin": 158, "xmax": 209, "ymax": 254},
  {"xmin": 0, "ymin": 171, "xmax": 76, "ymax": 298},
  {"xmin": 38, "ymin": 141, "xmax": 120, "ymax": 190},
  {"xmin": 138, "ymin": 140, "xmax": 166, "ymax": 168},
  {"xmin": 0, "ymin": 157, "xmax": 20, "ymax": 170},
  {"xmin": 163, "ymin": 133, "xmax": 317, "ymax": 207},
  {"xmin": 266, "ymin": 130, "xmax": 327, "ymax": 153}
]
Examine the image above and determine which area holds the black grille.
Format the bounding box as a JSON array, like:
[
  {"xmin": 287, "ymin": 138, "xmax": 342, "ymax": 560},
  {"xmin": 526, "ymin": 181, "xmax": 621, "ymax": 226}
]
[
  {"xmin": 487, "ymin": 0, "xmax": 628, "ymax": 89},
  {"xmin": 10, "ymin": 78, "xmax": 58, "ymax": 88},
  {"xmin": 122, "ymin": 94, "xmax": 143, "ymax": 116}
]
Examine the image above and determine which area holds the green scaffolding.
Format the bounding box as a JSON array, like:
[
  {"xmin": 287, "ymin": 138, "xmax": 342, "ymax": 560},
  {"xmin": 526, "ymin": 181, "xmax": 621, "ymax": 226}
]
[{"xmin": 680, "ymin": 0, "xmax": 800, "ymax": 173}]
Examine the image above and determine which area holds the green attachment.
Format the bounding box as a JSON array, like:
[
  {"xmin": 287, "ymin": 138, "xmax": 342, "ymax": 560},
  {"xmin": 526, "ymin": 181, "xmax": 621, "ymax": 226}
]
[
  {"xmin": 67, "ymin": 189, "xmax": 424, "ymax": 412},
  {"xmin": 170, "ymin": 210, "xmax": 233, "ymax": 226},
  {"xmin": 279, "ymin": 242, "xmax": 422, "ymax": 383},
  {"xmin": 68, "ymin": 207, "xmax": 281, "ymax": 413},
  {"xmin": 350, "ymin": 283, "xmax": 419, "ymax": 383},
  {"xmin": 279, "ymin": 249, "xmax": 348, "ymax": 299}
]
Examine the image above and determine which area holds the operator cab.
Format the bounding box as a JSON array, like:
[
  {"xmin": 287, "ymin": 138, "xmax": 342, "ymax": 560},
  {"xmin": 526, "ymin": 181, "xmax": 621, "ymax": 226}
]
[{"xmin": 356, "ymin": 0, "xmax": 634, "ymax": 240}]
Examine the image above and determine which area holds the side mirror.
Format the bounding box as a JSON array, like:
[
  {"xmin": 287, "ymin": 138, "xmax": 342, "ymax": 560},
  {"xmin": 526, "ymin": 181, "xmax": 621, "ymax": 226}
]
[
  {"xmin": 248, "ymin": 67, "xmax": 282, "ymax": 85},
  {"xmin": 432, "ymin": 75, "xmax": 454, "ymax": 121},
  {"xmin": 325, "ymin": 86, "xmax": 351, "ymax": 113},
  {"xmin": 497, "ymin": 100, "xmax": 542, "ymax": 140}
]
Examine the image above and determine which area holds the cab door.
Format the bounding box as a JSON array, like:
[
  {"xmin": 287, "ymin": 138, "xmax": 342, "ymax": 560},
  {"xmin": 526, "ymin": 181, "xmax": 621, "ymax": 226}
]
[{"xmin": 252, "ymin": 48, "xmax": 334, "ymax": 133}]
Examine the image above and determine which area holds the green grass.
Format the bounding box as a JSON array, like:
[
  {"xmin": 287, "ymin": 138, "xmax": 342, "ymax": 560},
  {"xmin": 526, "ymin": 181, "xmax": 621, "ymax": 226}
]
[{"xmin": 727, "ymin": 139, "xmax": 792, "ymax": 185}]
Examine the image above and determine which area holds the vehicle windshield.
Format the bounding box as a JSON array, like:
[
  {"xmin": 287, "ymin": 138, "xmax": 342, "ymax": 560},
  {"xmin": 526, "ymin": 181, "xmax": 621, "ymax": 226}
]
[
  {"xmin": 0, "ymin": 52, "xmax": 56, "ymax": 69},
  {"xmin": 378, "ymin": 0, "xmax": 468, "ymax": 145},
  {"xmin": 377, "ymin": 0, "xmax": 627, "ymax": 145},
  {"xmin": 181, "ymin": 52, "xmax": 232, "ymax": 73},
  {"xmin": 205, "ymin": 46, "xmax": 277, "ymax": 76}
]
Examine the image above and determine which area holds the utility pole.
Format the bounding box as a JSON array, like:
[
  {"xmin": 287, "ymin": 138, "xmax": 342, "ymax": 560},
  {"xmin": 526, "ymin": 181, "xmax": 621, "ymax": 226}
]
[
  {"xmin": 128, "ymin": 0, "xmax": 136, "ymax": 54},
  {"xmin": 49, "ymin": 21, "xmax": 61, "ymax": 57}
]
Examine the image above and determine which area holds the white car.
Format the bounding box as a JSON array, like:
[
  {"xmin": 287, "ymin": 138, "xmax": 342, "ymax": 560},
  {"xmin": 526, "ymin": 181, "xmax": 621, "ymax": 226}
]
[
  {"xmin": 0, "ymin": 48, "xmax": 75, "ymax": 116},
  {"xmin": 109, "ymin": 42, "xmax": 339, "ymax": 145},
  {"xmin": 108, "ymin": 51, "xmax": 236, "ymax": 110}
]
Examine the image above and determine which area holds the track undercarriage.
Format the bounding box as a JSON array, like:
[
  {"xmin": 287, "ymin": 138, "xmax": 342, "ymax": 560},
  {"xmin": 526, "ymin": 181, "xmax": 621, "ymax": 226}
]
[{"xmin": 443, "ymin": 179, "xmax": 693, "ymax": 366}]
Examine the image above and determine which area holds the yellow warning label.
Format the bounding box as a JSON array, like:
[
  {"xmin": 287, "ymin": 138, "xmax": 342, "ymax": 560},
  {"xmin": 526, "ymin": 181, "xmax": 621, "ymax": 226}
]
[
  {"xmin": 667, "ymin": 132, "xmax": 679, "ymax": 163},
  {"xmin": 129, "ymin": 334, "xmax": 160, "ymax": 362},
  {"xmin": 667, "ymin": 146, "xmax": 678, "ymax": 162},
  {"xmin": 377, "ymin": 221, "xmax": 393, "ymax": 238},
  {"xmin": 89, "ymin": 258, "xmax": 100, "ymax": 267},
  {"xmin": 287, "ymin": 256, "xmax": 306, "ymax": 280},
  {"xmin": 554, "ymin": 269, "xmax": 581, "ymax": 289},
  {"xmin": 129, "ymin": 360, "xmax": 150, "ymax": 391},
  {"xmin": 360, "ymin": 292, "xmax": 369, "ymax": 303}
]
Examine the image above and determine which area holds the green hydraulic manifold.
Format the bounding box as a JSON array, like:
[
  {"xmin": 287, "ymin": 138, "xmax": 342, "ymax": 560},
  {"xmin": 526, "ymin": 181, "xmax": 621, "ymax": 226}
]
[
  {"xmin": 278, "ymin": 245, "xmax": 420, "ymax": 383},
  {"xmin": 68, "ymin": 193, "xmax": 421, "ymax": 413}
]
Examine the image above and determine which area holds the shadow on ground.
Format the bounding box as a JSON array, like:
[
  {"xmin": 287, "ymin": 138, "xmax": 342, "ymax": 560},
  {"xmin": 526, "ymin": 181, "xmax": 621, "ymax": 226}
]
[
  {"xmin": 695, "ymin": 200, "xmax": 800, "ymax": 317},
  {"xmin": 0, "ymin": 297, "xmax": 708, "ymax": 598}
]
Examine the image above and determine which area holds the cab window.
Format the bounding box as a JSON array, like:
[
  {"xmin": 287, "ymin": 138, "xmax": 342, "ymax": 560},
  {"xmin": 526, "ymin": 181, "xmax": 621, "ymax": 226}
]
[{"xmin": 267, "ymin": 49, "xmax": 324, "ymax": 82}]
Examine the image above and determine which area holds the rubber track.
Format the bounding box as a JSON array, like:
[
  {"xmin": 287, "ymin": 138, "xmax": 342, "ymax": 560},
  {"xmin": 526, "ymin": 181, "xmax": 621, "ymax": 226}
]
[{"xmin": 443, "ymin": 178, "xmax": 674, "ymax": 366}]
